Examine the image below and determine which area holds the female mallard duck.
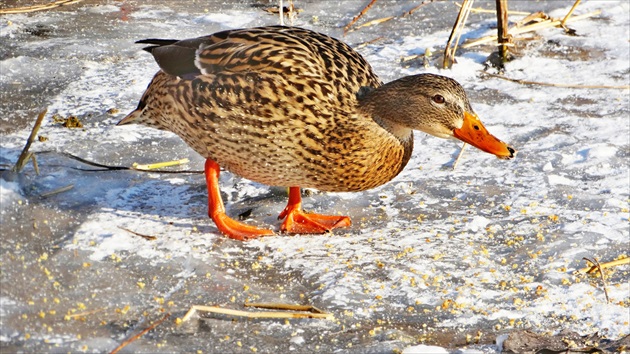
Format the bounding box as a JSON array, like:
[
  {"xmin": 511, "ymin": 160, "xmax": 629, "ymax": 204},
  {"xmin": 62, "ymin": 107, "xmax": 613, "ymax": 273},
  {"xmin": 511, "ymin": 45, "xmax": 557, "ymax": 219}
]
[{"xmin": 118, "ymin": 25, "xmax": 516, "ymax": 241}]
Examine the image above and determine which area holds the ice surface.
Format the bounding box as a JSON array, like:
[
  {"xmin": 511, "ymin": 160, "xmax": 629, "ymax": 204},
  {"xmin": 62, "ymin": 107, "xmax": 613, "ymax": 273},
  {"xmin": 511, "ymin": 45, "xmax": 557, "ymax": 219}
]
[
  {"xmin": 403, "ymin": 344, "xmax": 449, "ymax": 354},
  {"xmin": 1, "ymin": 0, "xmax": 629, "ymax": 353}
]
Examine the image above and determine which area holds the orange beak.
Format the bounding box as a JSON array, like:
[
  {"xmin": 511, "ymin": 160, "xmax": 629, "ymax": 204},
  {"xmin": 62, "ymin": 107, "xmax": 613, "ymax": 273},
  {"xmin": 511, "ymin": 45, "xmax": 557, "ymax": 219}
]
[{"xmin": 453, "ymin": 112, "xmax": 516, "ymax": 160}]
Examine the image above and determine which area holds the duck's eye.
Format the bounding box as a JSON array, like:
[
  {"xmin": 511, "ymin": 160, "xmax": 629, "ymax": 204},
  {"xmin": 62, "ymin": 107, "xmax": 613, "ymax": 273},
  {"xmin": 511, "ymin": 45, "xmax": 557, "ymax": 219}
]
[{"xmin": 432, "ymin": 95, "xmax": 445, "ymax": 104}]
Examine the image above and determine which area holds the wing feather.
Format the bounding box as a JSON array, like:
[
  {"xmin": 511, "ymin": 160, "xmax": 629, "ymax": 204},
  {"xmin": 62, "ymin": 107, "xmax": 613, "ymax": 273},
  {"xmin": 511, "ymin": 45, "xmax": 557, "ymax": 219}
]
[{"xmin": 137, "ymin": 26, "xmax": 382, "ymax": 103}]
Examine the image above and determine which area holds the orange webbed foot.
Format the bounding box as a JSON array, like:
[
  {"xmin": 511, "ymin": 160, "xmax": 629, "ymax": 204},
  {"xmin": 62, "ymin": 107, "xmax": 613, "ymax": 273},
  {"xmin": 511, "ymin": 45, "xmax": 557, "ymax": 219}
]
[
  {"xmin": 211, "ymin": 212, "xmax": 274, "ymax": 241},
  {"xmin": 205, "ymin": 159, "xmax": 274, "ymax": 241},
  {"xmin": 279, "ymin": 208, "xmax": 351, "ymax": 234},
  {"xmin": 278, "ymin": 187, "xmax": 351, "ymax": 234}
]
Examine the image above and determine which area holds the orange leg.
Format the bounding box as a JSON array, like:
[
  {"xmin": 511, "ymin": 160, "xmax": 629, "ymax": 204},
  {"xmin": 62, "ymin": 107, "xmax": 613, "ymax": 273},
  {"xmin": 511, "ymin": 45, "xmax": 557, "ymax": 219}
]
[
  {"xmin": 278, "ymin": 187, "xmax": 351, "ymax": 234},
  {"xmin": 205, "ymin": 159, "xmax": 274, "ymax": 241}
]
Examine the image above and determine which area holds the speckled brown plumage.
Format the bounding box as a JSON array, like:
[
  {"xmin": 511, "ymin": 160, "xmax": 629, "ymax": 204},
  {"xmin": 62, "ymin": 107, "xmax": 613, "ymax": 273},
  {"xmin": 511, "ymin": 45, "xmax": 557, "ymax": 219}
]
[
  {"xmin": 120, "ymin": 26, "xmax": 419, "ymax": 191},
  {"xmin": 118, "ymin": 26, "xmax": 515, "ymax": 239}
]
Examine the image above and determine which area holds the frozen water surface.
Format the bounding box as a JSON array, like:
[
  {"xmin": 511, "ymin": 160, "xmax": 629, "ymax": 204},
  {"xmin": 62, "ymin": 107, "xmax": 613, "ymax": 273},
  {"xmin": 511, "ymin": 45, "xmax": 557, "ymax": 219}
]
[{"xmin": 1, "ymin": 0, "xmax": 629, "ymax": 353}]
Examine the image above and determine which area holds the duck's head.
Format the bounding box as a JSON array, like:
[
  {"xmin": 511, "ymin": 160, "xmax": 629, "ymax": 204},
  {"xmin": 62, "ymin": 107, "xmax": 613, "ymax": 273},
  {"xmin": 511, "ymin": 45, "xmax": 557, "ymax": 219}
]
[{"xmin": 359, "ymin": 73, "xmax": 516, "ymax": 160}]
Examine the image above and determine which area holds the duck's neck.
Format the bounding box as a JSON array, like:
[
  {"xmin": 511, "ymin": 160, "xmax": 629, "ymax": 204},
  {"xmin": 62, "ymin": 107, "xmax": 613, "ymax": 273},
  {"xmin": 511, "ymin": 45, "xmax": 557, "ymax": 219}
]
[
  {"xmin": 357, "ymin": 85, "xmax": 413, "ymax": 142},
  {"xmin": 369, "ymin": 113, "xmax": 413, "ymax": 142}
]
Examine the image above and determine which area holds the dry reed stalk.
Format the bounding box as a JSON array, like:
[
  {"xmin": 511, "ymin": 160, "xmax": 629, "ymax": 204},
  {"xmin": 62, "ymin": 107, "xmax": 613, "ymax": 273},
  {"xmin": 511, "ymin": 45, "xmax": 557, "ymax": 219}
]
[
  {"xmin": 496, "ymin": 0, "xmax": 510, "ymax": 62},
  {"xmin": 287, "ymin": 0, "xmax": 297, "ymax": 26},
  {"xmin": 65, "ymin": 308, "xmax": 105, "ymax": 319},
  {"xmin": 581, "ymin": 257, "xmax": 610, "ymax": 304},
  {"xmin": 344, "ymin": 0, "xmax": 379, "ymax": 35},
  {"xmin": 354, "ymin": 16, "xmax": 394, "ymax": 30},
  {"xmin": 31, "ymin": 154, "xmax": 40, "ymax": 175},
  {"xmin": 515, "ymin": 12, "xmax": 549, "ymax": 28},
  {"xmin": 279, "ymin": 0, "xmax": 284, "ymax": 25},
  {"xmin": 578, "ymin": 257, "xmax": 630, "ymax": 274},
  {"xmin": 13, "ymin": 109, "xmax": 47, "ymax": 173},
  {"xmin": 462, "ymin": 10, "xmax": 601, "ymax": 48},
  {"xmin": 400, "ymin": 54, "xmax": 422, "ymax": 62},
  {"xmin": 452, "ymin": 143, "xmax": 467, "ymax": 170},
  {"xmin": 561, "ymin": 0, "xmax": 582, "ymax": 27},
  {"xmin": 40, "ymin": 184, "xmax": 74, "ymax": 198},
  {"xmin": 180, "ymin": 304, "xmax": 333, "ymax": 322},
  {"xmin": 244, "ymin": 302, "xmax": 326, "ymax": 313},
  {"xmin": 356, "ymin": 36, "xmax": 385, "ymax": 49},
  {"xmin": 482, "ymin": 72, "xmax": 630, "ymax": 90},
  {"xmin": 0, "ymin": 0, "xmax": 83, "ymax": 14},
  {"xmin": 132, "ymin": 158, "xmax": 189, "ymax": 170},
  {"xmin": 276, "ymin": 0, "xmax": 298, "ymax": 26},
  {"xmin": 401, "ymin": 0, "xmax": 437, "ymax": 17},
  {"xmin": 443, "ymin": 0, "xmax": 474, "ymax": 69},
  {"xmin": 454, "ymin": 2, "xmax": 529, "ymax": 16}
]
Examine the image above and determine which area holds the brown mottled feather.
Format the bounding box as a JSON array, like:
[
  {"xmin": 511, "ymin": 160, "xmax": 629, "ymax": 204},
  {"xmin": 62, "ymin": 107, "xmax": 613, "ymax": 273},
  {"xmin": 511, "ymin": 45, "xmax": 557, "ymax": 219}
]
[
  {"xmin": 120, "ymin": 26, "xmax": 414, "ymax": 192},
  {"xmin": 120, "ymin": 26, "xmax": 519, "ymax": 194}
]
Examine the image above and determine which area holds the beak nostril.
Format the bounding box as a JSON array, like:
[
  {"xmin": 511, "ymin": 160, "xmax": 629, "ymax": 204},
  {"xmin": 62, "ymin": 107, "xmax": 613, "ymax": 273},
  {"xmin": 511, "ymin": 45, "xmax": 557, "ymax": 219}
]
[
  {"xmin": 508, "ymin": 146, "xmax": 516, "ymax": 156},
  {"xmin": 473, "ymin": 125, "xmax": 480, "ymax": 131}
]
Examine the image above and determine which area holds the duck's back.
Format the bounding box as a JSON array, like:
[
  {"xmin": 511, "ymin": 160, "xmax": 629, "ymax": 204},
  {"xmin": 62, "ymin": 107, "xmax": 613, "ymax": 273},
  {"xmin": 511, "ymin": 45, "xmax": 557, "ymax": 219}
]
[
  {"xmin": 120, "ymin": 26, "xmax": 411, "ymax": 192},
  {"xmin": 141, "ymin": 26, "xmax": 381, "ymax": 103}
]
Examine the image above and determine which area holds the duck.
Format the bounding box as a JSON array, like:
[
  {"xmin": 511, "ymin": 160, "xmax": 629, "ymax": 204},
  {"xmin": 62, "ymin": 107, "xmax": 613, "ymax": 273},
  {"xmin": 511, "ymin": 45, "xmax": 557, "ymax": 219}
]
[{"xmin": 118, "ymin": 25, "xmax": 516, "ymax": 241}]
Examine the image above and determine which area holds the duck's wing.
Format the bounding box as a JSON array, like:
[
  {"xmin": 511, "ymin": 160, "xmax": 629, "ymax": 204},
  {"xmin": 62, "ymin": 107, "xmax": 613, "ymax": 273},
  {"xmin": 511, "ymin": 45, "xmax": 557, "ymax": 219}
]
[
  {"xmin": 136, "ymin": 37, "xmax": 212, "ymax": 78},
  {"xmin": 138, "ymin": 26, "xmax": 382, "ymax": 95}
]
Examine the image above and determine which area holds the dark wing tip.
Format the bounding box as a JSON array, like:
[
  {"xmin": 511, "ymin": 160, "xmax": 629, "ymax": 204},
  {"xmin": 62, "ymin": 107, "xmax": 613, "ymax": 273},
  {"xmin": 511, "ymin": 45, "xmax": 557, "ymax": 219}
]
[
  {"xmin": 135, "ymin": 38, "xmax": 179, "ymax": 45},
  {"xmin": 134, "ymin": 38, "xmax": 201, "ymax": 77},
  {"xmin": 140, "ymin": 45, "xmax": 156, "ymax": 53},
  {"xmin": 135, "ymin": 39, "xmax": 179, "ymax": 53}
]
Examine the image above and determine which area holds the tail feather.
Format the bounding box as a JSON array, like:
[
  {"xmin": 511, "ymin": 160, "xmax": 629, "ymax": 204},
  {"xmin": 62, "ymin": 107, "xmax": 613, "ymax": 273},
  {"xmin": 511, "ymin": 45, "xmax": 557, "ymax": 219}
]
[
  {"xmin": 135, "ymin": 37, "xmax": 207, "ymax": 77},
  {"xmin": 117, "ymin": 110, "xmax": 141, "ymax": 126},
  {"xmin": 136, "ymin": 38, "xmax": 179, "ymax": 46},
  {"xmin": 117, "ymin": 106, "xmax": 169, "ymax": 131},
  {"xmin": 136, "ymin": 39, "xmax": 179, "ymax": 54}
]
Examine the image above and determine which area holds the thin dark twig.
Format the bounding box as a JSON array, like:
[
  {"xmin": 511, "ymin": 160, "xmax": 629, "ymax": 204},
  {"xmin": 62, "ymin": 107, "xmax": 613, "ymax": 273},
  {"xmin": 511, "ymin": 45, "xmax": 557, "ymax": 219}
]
[
  {"xmin": 54, "ymin": 151, "xmax": 129, "ymax": 170},
  {"xmin": 109, "ymin": 313, "xmax": 170, "ymax": 354},
  {"xmin": 118, "ymin": 226, "xmax": 157, "ymax": 241},
  {"xmin": 244, "ymin": 302, "xmax": 326, "ymax": 314},
  {"xmin": 344, "ymin": 0, "xmax": 378, "ymax": 35},
  {"xmin": 40, "ymin": 184, "xmax": 74, "ymax": 198},
  {"xmin": 481, "ymin": 72, "xmax": 630, "ymax": 89},
  {"xmin": 355, "ymin": 36, "xmax": 385, "ymax": 49},
  {"xmin": 35, "ymin": 151, "xmax": 203, "ymax": 174},
  {"xmin": 582, "ymin": 257, "xmax": 610, "ymax": 304},
  {"xmin": 402, "ymin": 0, "xmax": 438, "ymax": 17}
]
